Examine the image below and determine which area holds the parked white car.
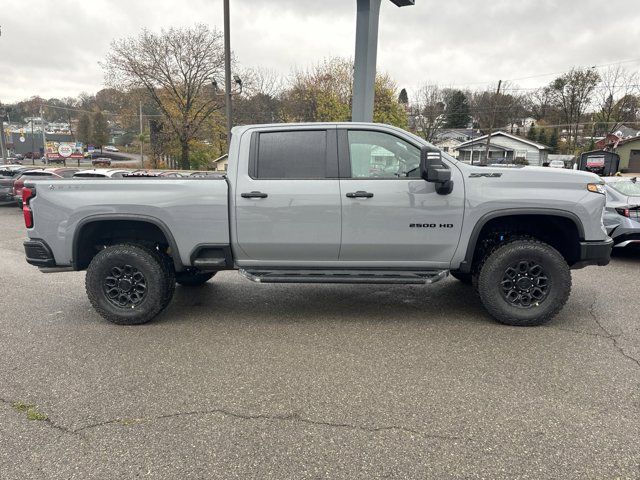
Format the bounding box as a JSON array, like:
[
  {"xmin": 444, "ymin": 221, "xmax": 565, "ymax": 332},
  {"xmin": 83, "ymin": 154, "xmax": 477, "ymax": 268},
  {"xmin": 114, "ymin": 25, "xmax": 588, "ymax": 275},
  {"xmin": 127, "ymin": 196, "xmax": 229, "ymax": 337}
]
[
  {"xmin": 103, "ymin": 146, "xmax": 119, "ymax": 152},
  {"xmin": 549, "ymin": 160, "xmax": 565, "ymax": 169}
]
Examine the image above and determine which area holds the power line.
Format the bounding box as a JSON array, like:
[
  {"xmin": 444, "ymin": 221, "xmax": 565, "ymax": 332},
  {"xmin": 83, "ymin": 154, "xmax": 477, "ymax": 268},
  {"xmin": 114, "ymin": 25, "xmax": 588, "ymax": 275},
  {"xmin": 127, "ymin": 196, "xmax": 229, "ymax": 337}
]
[{"xmin": 447, "ymin": 57, "xmax": 640, "ymax": 89}]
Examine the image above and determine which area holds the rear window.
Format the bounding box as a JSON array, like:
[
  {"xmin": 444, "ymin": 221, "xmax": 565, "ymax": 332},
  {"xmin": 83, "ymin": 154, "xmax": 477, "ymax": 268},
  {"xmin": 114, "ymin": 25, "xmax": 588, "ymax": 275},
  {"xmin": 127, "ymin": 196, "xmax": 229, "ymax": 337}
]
[
  {"xmin": 256, "ymin": 130, "xmax": 327, "ymax": 179},
  {"xmin": 610, "ymin": 181, "xmax": 640, "ymax": 196},
  {"xmin": 22, "ymin": 172, "xmax": 54, "ymax": 177}
]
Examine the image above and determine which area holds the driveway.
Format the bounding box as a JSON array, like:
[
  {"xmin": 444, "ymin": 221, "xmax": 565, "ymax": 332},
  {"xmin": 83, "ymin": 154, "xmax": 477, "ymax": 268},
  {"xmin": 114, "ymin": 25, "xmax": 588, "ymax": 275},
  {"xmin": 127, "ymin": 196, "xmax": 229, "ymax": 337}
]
[{"xmin": 0, "ymin": 205, "xmax": 639, "ymax": 479}]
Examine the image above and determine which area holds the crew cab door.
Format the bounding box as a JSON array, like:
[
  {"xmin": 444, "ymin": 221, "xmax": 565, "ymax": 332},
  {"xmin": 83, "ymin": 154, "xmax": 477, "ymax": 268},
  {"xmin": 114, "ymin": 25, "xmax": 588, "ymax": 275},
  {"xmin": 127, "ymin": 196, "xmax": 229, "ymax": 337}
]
[
  {"xmin": 234, "ymin": 127, "xmax": 342, "ymax": 262},
  {"xmin": 338, "ymin": 128, "xmax": 464, "ymax": 267}
]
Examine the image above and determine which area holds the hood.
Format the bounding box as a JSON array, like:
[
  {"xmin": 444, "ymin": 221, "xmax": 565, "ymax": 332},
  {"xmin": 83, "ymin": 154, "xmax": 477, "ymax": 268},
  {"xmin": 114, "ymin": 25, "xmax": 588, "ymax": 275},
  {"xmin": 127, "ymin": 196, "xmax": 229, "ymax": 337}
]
[{"xmin": 462, "ymin": 164, "xmax": 601, "ymax": 185}]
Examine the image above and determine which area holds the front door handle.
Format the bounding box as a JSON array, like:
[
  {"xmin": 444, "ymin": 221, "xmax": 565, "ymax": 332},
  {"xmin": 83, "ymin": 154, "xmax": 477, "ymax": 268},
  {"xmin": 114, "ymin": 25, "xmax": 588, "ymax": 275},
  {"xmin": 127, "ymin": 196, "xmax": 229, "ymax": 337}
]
[
  {"xmin": 241, "ymin": 191, "xmax": 268, "ymax": 199},
  {"xmin": 346, "ymin": 191, "xmax": 374, "ymax": 198}
]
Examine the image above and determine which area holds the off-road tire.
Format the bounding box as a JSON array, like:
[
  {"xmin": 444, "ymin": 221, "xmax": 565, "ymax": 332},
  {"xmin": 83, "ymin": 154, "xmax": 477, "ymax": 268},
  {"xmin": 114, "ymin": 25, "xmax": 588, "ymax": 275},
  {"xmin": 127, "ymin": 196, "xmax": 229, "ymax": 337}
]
[
  {"xmin": 175, "ymin": 271, "xmax": 215, "ymax": 286},
  {"xmin": 450, "ymin": 271, "xmax": 472, "ymax": 284},
  {"xmin": 86, "ymin": 244, "xmax": 173, "ymax": 325},
  {"xmin": 477, "ymin": 238, "xmax": 571, "ymax": 327}
]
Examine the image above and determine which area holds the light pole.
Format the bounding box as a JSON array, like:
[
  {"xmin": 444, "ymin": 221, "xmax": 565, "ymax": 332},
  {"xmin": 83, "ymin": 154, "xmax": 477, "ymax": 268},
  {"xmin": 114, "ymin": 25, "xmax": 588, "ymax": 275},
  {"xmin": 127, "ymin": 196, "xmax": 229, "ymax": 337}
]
[
  {"xmin": 223, "ymin": 0, "xmax": 232, "ymax": 147},
  {"xmin": 351, "ymin": 0, "xmax": 414, "ymax": 122}
]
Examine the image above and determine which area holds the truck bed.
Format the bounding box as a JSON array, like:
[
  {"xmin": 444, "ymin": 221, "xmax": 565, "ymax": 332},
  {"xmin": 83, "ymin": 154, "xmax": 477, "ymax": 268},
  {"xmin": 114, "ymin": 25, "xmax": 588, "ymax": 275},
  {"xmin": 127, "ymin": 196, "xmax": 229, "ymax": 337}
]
[{"xmin": 25, "ymin": 177, "xmax": 230, "ymax": 268}]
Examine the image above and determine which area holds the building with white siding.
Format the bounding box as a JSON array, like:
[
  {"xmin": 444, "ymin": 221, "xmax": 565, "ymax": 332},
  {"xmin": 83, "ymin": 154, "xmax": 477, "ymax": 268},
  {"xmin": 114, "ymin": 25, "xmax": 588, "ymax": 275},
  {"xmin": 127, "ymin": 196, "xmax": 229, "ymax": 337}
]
[{"xmin": 455, "ymin": 131, "xmax": 550, "ymax": 166}]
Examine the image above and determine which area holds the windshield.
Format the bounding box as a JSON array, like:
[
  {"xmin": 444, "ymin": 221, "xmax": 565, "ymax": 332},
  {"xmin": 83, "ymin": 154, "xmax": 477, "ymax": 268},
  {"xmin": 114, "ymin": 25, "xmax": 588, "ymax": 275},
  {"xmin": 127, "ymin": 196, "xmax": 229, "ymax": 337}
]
[{"xmin": 610, "ymin": 180, "xmax": 640, "ymax": 196}]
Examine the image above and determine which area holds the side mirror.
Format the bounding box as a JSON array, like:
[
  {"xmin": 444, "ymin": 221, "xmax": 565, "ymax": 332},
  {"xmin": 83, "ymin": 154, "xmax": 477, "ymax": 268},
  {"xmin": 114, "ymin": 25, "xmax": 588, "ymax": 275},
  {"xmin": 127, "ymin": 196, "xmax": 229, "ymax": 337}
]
[{"xmin": 420, "ymin": 146, "xmax": 453, "ymax": 195}]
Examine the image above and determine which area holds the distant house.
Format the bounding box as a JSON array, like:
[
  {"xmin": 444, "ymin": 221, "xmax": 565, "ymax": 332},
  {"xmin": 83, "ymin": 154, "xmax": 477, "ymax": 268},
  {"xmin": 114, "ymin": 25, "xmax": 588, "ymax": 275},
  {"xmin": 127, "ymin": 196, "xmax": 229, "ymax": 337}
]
[
  {"xmin": 433, "ymin": 129, "xmax": 481, "ymax": 159},
  {"xmin": 595, "ymin": 133, "xmax": 622, "ymax": 150},
  {"xmin": 614, "ymin": 136, "xmax": 640, "ymax": 173},
  {"xmin": 455, "ymin": 131, "xmax": 550, "ymax": 166},
  {"xmin": 612, "ymin": 124, "xmax": 640, "ymax": 139},
  {"xmin": 435, "ymin": 137, "xmax": 463, "ymax": 158},
  {"xmin": 434, "ymin": 129, "xmax": 481, "ymax": 143}
]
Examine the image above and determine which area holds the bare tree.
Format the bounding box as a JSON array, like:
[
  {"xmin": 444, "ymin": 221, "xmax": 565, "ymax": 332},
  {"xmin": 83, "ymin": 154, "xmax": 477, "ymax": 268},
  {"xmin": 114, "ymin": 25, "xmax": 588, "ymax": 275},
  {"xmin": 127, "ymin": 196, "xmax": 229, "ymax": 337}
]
[
  {"xmin": 547, "ymin": 68, "xmax": 600, "ymax": 150},
  {"xmin": 103, "ymin": 24, "xmax": 225, "ymax": 169},
  {"xmin": 595, "ymin": 65, "xmax": 640, "ymax": 134},
  {"xmin": 411, "ymin": 83, "xmax": 445, "ymax": 142},
  {"xmin": 471, "ymin": 82, "xmax": 526, "ymax": 133}
]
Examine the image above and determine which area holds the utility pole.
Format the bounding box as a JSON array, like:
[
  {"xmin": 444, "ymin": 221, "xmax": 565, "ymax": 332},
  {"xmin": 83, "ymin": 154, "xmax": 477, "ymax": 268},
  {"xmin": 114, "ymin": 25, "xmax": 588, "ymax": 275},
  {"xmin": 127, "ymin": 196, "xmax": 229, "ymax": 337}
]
[
  {"xmin": 139, "ymin": 101, "xmax": 144, "ymax": 168},
  {"xmin": 482, "ymin": 79, "xmax": 501, "ymax": 166},
  {"xmin": 40, "ymin": 107, "xmax": 47, "ymax": 164},
  {"xmin": 223, "ymin": 0, "xmax": 232, "ymax": 148},
  {"xmin": 0, "ymin": 105, "xmax": 7, "ymax": 163}
]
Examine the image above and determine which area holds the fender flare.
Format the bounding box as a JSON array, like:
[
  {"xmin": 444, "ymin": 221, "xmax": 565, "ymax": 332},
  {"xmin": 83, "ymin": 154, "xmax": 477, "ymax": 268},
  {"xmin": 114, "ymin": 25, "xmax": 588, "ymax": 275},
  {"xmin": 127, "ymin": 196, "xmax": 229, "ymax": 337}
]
[
  {"xmin": 72, "ymin": 213, "xmax": 183, "ymax": 270},
  {"xmin": 457, "ymin": 208, "xmax": 585, "ymax": 273}
]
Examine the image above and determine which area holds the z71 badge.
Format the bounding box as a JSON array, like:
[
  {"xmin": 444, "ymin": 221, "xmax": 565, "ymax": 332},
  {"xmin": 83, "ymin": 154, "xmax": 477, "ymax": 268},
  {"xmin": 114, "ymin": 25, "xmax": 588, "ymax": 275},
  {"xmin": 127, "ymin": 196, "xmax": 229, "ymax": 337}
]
[{"xmin": 469, "ymin": 173, "xmax": 502, "ymax": 178}]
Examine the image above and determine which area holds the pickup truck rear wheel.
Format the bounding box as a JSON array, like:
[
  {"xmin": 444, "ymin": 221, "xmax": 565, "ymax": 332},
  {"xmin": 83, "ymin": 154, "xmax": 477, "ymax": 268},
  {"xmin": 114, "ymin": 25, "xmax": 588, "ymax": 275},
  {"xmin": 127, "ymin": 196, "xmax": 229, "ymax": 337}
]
[
  {"xmin": 175, "ymin": 271, "xmax": 215, "ymax": 286},
  {"xmin": 477, "ymin": 239, "xmax": 571, "ymax": 327},
  {"xmin": 86, "ymin": 244, "xmax": 172, "ymax": 325}
]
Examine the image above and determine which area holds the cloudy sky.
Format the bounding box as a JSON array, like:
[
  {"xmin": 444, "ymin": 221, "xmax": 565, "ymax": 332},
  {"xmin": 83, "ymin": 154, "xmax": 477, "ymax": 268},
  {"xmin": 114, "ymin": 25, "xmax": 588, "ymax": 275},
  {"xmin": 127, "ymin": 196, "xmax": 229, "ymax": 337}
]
[{"xmin": 1, "ymin": 0, "xmax": 639, "ymax": 102}]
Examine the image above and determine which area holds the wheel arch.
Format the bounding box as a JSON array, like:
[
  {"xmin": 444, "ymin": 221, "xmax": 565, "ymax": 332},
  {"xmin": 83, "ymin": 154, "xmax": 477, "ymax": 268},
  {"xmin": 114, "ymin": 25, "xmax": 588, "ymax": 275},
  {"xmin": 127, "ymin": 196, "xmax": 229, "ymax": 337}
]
[
  {"xmin": 459, "ymin": 209, "xmax": 585, "ymax": 273},
  {"xmin": 72, "ymin": 214, "xmax": 182, "ymax": 271}
]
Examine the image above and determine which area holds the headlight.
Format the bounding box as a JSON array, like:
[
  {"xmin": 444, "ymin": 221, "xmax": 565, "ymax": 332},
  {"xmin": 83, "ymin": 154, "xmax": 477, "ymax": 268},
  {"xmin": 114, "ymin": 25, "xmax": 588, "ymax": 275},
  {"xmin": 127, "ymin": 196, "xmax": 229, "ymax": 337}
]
[{"xmin": 587, "ymin": 183, "xmax": 606, "ymax": 195}]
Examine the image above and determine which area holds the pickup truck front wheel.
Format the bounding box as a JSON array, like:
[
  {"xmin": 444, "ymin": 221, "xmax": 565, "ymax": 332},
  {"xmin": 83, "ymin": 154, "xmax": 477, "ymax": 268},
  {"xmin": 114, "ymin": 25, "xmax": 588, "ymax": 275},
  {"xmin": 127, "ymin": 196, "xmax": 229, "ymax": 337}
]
[
  {"xmin": 175, "ymin": 271, "xmax": 215, "ymax": 286},
  {"xmin": 477, "ymin": 239, "xmax": 571, "ymax": 327},
  {"xmin": 86, "ymin": 244, "xmax": 172, "ymax": 325}
]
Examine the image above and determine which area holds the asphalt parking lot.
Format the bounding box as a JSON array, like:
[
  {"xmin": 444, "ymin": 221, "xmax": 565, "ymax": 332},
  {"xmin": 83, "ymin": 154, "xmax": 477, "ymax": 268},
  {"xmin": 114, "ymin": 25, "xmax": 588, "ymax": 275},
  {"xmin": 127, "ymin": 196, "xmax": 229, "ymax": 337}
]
[{"xmin": 1, "ymin": 206, "xmax": 639, "ymax": 479}]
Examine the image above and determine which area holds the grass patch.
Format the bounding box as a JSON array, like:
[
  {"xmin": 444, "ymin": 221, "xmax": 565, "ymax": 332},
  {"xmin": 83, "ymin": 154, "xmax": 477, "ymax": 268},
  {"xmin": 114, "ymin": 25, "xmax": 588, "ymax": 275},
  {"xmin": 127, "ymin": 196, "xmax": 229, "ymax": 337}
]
[{"xmin": 11, "ymin": 401, "xmax": 48, "ymax": 421}]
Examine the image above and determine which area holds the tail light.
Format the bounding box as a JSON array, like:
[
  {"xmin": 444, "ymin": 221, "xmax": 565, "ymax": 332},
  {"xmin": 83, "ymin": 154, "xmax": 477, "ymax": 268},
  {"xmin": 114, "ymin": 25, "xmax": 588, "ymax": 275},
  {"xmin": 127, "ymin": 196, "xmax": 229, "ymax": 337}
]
[
  {"xmin": 616, "ymin": 207, "xmax": 640, "ymax": 220},
  {"xmin": 22, "ymin": 187, "xmax": 36, "ymax": 228}
]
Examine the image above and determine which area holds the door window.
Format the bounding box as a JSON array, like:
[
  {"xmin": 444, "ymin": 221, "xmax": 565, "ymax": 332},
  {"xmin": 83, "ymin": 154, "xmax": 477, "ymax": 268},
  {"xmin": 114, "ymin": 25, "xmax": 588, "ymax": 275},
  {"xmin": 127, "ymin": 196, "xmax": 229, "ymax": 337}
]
[
  {"xmin": 347, "ymin": 130, "xmax": 420, "ymax": 178},
  {"xmin": 255, "ymin": 130, "xmax": 328, "ymax": 179}
]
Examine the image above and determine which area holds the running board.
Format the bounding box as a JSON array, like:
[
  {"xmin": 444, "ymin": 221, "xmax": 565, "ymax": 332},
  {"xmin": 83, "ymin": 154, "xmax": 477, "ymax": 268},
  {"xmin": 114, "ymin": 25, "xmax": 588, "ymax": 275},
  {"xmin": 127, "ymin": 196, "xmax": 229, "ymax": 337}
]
[{"xmin": 238, "ymin": 269, "xmax": 449, "ymax": 285}]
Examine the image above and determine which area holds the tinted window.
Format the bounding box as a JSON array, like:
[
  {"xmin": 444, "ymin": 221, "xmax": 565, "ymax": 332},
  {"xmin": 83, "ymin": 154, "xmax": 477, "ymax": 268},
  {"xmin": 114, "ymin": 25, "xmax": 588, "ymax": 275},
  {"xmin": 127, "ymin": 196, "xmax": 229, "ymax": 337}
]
[
  {"xmin": 257, "ymin": 131, "xmax": 327, "ymax": 179},
  {"xmin": 347, "ymin": 130, "xmax": 420, "ymax": 178}
]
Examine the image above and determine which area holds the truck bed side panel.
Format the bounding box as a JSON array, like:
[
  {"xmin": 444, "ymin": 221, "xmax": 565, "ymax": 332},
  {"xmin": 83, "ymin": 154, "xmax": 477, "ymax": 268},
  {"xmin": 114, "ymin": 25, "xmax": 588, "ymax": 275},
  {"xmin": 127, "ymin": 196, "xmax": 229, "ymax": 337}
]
[{"xmin": 26, "ymin": 179, "xmax": 229, "ymax": 268}]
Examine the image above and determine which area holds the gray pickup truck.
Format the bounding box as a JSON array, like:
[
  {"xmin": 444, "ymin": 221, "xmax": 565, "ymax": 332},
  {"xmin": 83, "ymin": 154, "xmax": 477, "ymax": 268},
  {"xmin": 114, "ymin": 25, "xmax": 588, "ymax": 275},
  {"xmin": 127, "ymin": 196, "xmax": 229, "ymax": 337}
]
[{"xmin": 22, "ymin": 122, "xmax": 612, "ymax": 326}]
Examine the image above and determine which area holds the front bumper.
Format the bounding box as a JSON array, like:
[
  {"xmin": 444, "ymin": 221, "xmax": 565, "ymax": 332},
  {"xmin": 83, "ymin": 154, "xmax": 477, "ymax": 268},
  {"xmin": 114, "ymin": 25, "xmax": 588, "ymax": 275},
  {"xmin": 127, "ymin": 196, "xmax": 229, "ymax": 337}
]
[{"xmin": 572, "ymin": 238, "xmax": 614, "ymax": 269}]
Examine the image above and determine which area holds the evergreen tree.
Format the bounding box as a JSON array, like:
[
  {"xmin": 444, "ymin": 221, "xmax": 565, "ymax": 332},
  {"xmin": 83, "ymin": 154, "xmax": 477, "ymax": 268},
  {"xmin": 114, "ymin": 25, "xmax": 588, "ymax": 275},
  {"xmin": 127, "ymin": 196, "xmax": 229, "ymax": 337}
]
[
  {"xmin": 92, "ymin": 111, "xmax": 110, "ymax": 148},
  {"xmin": 548, "ymin": 129, "xmax": 558, "ymax": 153},
  {"xmin": 537, "ymin": 128, "xmax": 547, "ymax": 145},
  {"xmin": 444, "ymin": 90, "xmax": 471, "ymax": 128},
  {"xmin": 77, "ymin": 113, "xmax": 92, "ymax": 146},
  {"xmin": 398, "ymin": 88, "xmax": 409, "ymax": 105},
  {"xmin": 527, "ymin": 125, "xmax": 537, "ymax": 141}
]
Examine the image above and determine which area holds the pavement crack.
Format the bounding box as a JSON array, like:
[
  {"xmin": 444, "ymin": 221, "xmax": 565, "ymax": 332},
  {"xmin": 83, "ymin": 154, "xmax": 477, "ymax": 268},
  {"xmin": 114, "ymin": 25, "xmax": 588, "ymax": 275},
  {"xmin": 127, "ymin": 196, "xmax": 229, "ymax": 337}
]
[
  {"xmin": 0, "ymin": 395, "xmax": 76, "ymax": 437},
  {"xmin": 2, "ymin": 394, "xmax": 461, "ymax": 441},
  {"xmin": 74, "ymin": 408, "xmax": 462, "ymax": 441},
  {"xmin": 588, "ymin": 295, "xmax": 640, "ymax": 370}
]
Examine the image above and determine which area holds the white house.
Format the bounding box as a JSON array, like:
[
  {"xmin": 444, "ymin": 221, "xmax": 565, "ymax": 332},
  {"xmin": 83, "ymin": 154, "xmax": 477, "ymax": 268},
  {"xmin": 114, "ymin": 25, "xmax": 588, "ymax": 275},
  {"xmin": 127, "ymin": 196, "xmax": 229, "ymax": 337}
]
[{"xmin": 455, "ymin": 131, "xmax": 550, "ymax": 166}]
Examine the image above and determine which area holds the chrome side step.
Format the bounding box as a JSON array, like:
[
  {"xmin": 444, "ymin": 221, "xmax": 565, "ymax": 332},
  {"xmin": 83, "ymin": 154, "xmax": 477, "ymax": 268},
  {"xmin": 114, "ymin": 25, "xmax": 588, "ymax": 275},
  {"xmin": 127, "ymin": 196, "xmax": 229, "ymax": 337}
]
[{"xmin": 238, "ymin": 269, "xmax": 448, "ymax": 285}]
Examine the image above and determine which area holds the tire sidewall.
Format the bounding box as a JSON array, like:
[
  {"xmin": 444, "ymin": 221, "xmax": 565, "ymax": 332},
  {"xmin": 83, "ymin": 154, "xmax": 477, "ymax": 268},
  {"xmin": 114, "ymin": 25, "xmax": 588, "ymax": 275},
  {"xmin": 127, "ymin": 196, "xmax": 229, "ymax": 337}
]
[
  {"xmin": 478, "ymin": 241, "xmax": 571, "ymax": 326},
  {"xmin": 86, "ymin": 245, "xmax": 167, "ymax": 325}
]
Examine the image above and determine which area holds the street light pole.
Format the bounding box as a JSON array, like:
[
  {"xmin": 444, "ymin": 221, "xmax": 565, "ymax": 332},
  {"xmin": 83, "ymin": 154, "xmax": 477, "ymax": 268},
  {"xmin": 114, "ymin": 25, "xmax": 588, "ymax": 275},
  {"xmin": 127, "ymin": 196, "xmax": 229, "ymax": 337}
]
[
  {"xmin": 223, "ymin": 0, "xmax": 233, "ymax": 148},
  {"xmin": 351, "ymin": 0, "xmax": 414, "ymax": 123},
  {"xmin": 139, "ymin": 101, "xmax": 144, "ymax": 168}
]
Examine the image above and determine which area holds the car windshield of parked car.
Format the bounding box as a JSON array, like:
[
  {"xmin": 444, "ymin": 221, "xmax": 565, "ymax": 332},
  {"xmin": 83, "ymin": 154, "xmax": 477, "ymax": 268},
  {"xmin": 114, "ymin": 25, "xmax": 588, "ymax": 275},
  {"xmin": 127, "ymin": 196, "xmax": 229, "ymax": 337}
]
[{"xmin": 610, "ymin": 180, "xmax": 640, "ymax": 196}]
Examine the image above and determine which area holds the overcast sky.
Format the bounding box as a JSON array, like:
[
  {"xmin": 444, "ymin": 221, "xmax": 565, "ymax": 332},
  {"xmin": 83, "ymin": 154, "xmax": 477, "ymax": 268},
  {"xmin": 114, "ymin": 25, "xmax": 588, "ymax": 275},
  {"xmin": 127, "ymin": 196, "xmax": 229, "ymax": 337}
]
[{"xmin": 1, "ymin": 0, "xmax": 639, "ymax": 103}]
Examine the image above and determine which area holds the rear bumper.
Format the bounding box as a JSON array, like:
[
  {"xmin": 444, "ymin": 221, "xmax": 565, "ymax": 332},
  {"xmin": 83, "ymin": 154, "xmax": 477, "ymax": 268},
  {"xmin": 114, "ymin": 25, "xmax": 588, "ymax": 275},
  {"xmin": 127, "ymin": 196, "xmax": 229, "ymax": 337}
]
[
  {"xmin": 572, "ymin": 238, "xmax": 614, "ymax": 269},
  {"xmin": 24, "ymin": 239, "xmax": 56, "ymax": 267}
]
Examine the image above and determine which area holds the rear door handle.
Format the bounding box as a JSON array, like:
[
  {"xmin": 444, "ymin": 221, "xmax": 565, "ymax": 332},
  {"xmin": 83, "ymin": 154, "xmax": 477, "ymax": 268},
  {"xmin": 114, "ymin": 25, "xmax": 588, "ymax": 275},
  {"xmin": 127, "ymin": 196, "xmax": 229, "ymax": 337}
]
[
  {"xmin": 241, "ymin": 191, "xmax": 268, "ymax": 199},
  {"xmin": 346, "ymin": 191, "xmax": 374, "ymax": 198}
]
